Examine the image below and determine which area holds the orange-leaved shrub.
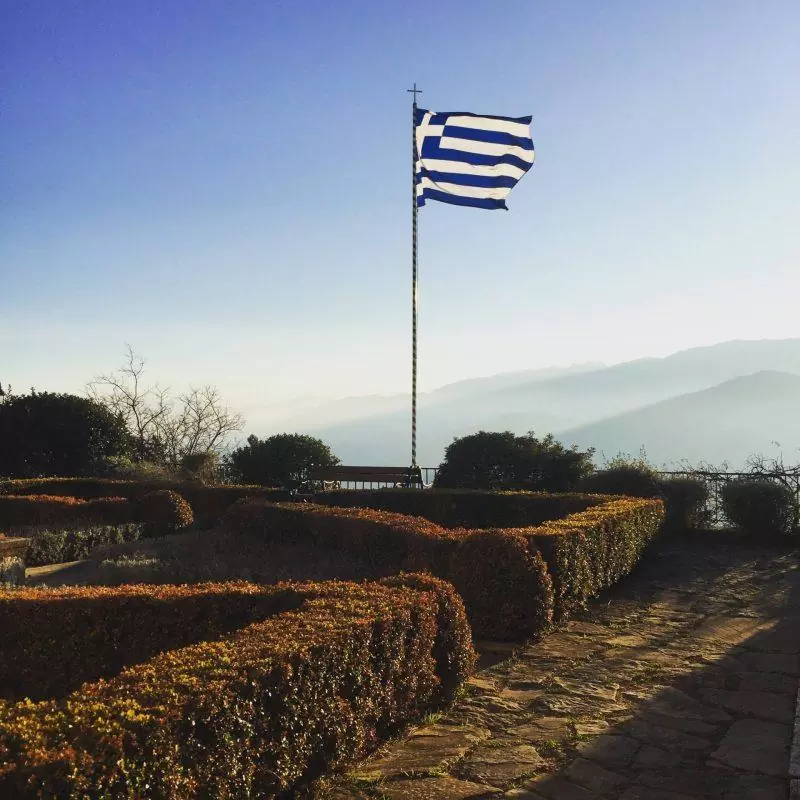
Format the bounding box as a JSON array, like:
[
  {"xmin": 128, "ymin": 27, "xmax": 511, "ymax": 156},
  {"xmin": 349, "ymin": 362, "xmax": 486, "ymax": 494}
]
[
  {"xmin": 0, "ymin": 494, "xmax": 132, "ymax": 529},
  {"xmin": 137, "ymin": 489, "xmax": 194, "ymax": 536},
  {"xmin": 0, "ymin": 478, "xmax": 290, "ymax": 528},
  {"xmin": 316, "ymin": 487, "xmax": 606, "ymax": 529},
  {"xmin": 0, "ymin": 576, "xmax": 474, "ymax": 798},
  {"xmin": 223, "ymin": 500, "xmax": 554, "ymax": 639},
  {"xmin": 527, "ymin": 496, "xmax": 665, "ymax": 617}
]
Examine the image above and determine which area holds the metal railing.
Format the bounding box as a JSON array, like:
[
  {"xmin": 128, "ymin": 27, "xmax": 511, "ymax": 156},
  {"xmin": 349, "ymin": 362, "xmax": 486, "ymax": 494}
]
[
  {"xmin": 656, "ymin": 470, "xmax": 800, "ymax": 528},
  {"xmin": 320, "ymin": 466, "xmax": 800, "ymax": 528},
  {"xmin": 326, "ymin": 467, "xmax": 440, "ymax": 490}
]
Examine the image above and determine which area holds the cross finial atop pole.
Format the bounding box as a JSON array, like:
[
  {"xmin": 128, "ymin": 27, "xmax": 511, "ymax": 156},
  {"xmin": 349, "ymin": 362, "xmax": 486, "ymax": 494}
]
[{"xmin": 407, "ymin": 83, "xmax": 423, "ymax": 104}]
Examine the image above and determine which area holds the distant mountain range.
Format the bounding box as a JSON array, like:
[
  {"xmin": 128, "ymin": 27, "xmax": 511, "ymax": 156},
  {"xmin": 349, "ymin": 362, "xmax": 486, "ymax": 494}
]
[{"xmin": 249, "ymin": 339, "xmax": 800, "ymax": 468}]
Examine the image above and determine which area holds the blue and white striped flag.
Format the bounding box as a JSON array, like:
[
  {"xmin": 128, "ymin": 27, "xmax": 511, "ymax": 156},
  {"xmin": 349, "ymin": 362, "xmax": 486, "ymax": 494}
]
[{"xmin": 415, "ymin": 108, "xmax": 534, "ymax": 210}]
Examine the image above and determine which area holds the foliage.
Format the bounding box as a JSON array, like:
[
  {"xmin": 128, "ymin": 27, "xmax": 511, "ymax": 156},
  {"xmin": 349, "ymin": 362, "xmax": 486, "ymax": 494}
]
[
  {"xmin": 225, "ymin": 432, "xmax": 340, "ymax": 489},
  {"xmin": 180, "ymin": 451, "xmax": 219, "ymax": 483},
  {"xmin": 579, "ymin": 452, "xmax": 662, "ymax": 498},
  {"xmin": 0, "ymin": 582, "xmax": 303, "ymax": 700},
  {"xmin": 0, "ymin": 495, "xmax": 133, "ymax": 528},
  {"xmin": 0, "ymin": 557, "xmax": 24, "ymax": 586},
  {"xmin": 223, "ymin": 499, "xmax": 554, "ymax": 639},
  {"xmin": 23, "ymin": 524, "xmax": 143, "ymax": 568},
  {"xmin": 0, "ymin": 477, "xmax": 289, "ymax": 529},
  {"xmin": 94, "ymin": 455, "xmax": 174, "ymax": 481},
  {"xmin": 0, "ymin": 391, "xmax": 130, "ymax": 478},
  {"xmin": 223, "ymin": 493, "xmax": 663, "ymax": 639},
  {"xmin": 87, "ymin": 346, "xmax": 244, "ymax": 470},
  {"xmin": 434, "ymin": 431, "xmax": 594, "ymax": 492},
  {"xmin": 721, "ymin": 478, "xmax": 798, "ymax": 537},
  {"xmin": 137, "ymin": 490, "xmax": 194, "ymax": 537},
  {"xmin": 0, "ymin": 579, "xmax": 475, "ymax": 797},
  {"xmin": 529, "ymin": 497, "xmax": 665, "ymax": 617},
  {"xmin": 317, "ymin": 487, "xmax": 605, "ymax": 529},
  {"xmin": 659, "ymin": 476, "xmax": 709, "ymax": 530}
]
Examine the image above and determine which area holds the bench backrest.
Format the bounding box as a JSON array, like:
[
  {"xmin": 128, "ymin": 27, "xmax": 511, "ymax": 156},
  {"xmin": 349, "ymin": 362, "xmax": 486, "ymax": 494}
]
[{"xmin": 309, "ymin": 466, "xmax": 422, "ymax": 485}]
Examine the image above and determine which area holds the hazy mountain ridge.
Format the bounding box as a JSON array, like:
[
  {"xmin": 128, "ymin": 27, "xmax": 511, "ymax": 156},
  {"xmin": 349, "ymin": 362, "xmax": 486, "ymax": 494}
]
[
  {"xmin": 560, "ymin": 370, "xmax": 800, "ymax": 468},
  {"xmin": 251, "ymin": 339, "xmax": 800, "ymax": 468}
]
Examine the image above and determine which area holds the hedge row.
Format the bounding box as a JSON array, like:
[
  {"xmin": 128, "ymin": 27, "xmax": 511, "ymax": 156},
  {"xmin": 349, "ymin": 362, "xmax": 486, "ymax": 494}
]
[
  {"xmin": 0, "ymin": 575, "xmax": 475, "ymax": 798},
  {"xmin": 0, "ymin": 495, "xmax": 133, "ymax": 528},
  {"xmin": 224, "ymin": 500, "xmax": 554, "ymax": 640},
  {"xmin": 525, "ymin": 497, "xmax": 665, "ymax": 617},
  {"xmin": 0, "ymin": 478, "xmax": 290, "ymax": 528},
  {"xmin": 0, "ymin": 582, "xmax": 303, "ymax": 700},
  {"xmin": 224, "ymin": 495, "xmax": 664, "ymax": 637},
  {"xmin": 316, "ymin": 487, "xmax": 606, "ymax": 529},
  {"xmin": 0, "ymin": 493, "xmax": 193, "ymax": 539}
]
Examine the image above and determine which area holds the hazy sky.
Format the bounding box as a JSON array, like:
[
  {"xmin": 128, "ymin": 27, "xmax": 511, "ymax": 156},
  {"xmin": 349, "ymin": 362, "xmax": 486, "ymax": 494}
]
[{"xmin": 3, "ymin": 1, "xmax": 799, "ymax": 427}]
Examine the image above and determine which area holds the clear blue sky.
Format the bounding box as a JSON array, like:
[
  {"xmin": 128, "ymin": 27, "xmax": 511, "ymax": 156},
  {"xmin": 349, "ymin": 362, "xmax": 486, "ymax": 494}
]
[{"xmin": 3, "ymin": 1, "xmax": 799, "ymax": 428}]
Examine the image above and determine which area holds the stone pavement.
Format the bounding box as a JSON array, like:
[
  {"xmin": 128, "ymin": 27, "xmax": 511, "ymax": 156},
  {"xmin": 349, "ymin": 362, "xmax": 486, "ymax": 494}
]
[{"xmin": 327, "ymin": 538, "xmax": 800, "ymax": 800}]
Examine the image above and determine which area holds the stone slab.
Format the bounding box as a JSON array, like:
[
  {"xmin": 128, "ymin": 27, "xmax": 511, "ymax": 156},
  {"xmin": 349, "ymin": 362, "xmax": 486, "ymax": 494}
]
[{"xmin": 711, "ymin": 718, "xmax": 790, "ymax": 776}]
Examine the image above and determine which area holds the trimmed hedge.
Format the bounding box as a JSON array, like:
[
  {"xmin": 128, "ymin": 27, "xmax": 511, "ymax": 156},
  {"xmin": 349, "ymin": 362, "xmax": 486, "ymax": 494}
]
[
  {"xmin": 224, "ymin": 494, "xmax": 664, "ymax": 636},
  {"xmin": 0, "ymin": 495, "xmax": 133, "ymax": 528},
  {"xmin": 0, "ymin": 577, "xmax": 475, "ymax": 798},
  {"xmin": 138, "ymin": 489, "xmax": 194, "ymax": 537},
  {"xmin": 0, "ymin": 478, "xmax": 289, "ymax": 528},
  {"xmin": 0, "ymin": 582, "xmax": 304, "ymax": 700},
  {"xmin": 526, "ymin": 497, "xmax": 665, "ymax": 617},
  {"xmin": 224, "ymin": 500, "xmax": 554, "ymax": 640},
  {"xmin": 316, "ymin": 488, "xmax": 605, "ymax": 529}
]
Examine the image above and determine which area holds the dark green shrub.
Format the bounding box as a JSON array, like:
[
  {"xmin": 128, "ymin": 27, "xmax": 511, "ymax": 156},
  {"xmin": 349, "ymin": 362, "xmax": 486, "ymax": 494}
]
[
  {"xmin": 137, "ymin": 490, "xmax": 193, "ymax": 537},
  {"xmin": 0, "ymin": 391, "xmax": 130, "ymax": 478},
  {"xmin": 23, "ymin": 524, "xmax": 143, "ymax": 567},
  {"xmin": 225, "ymin": 433, "xmax": 339, "ymax": 488},
  {"xmin": 180, "ymin": 452, "xmax": 218, "ymax": 483},
  {"xmin": 659, "ymin": 477, "xmax": 709, "ymax": 530},
  {"xmin": 721, "ymin": 479, "xmax": 798, "ymax": 537},
  {"xmin": 434, "ymin": 431, "xmax": 594, "ymax": 491},
  {"xmin": 579, "ymin": 464, "xmax": 661, "ymax": 498}
]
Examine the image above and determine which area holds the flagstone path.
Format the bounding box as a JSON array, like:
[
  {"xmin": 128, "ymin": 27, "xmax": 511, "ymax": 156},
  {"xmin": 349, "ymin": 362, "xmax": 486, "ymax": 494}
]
[{"xmin": 326, "ymin": 537, "xmax": 800, "ymax": 800}]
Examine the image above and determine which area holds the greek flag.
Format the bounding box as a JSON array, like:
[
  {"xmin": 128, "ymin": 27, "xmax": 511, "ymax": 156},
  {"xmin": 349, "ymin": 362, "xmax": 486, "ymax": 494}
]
[{"xmin": 415, "ymin": 108, "xmax": 534, "ymax": 210}]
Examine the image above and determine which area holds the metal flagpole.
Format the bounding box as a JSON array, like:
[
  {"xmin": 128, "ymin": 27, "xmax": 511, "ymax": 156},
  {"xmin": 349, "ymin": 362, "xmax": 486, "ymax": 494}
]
[{"xmin": 407, "ymin": 83, "xmax": 422, "ymax": 469}]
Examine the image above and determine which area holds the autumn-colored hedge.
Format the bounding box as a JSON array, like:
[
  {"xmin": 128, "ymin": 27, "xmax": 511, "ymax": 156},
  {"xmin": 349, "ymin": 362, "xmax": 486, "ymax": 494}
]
[
  {"xmin": 223, "ymin": 500, "xmax": 554, "ymax": 639},
  {"xmin": 0, "ymin": 576, "xmax": 475, "ymax": 798},
  {"xmin": 138, "ymin": 489, "xmax": 194, "ymax": 537},
  {"xmin": 316, "ymin": 487, "xmax": 606, "ymax": 529},
  {"xmin": 0, "ymin": 495, "xmax": 133, "ymax": 529},
  {"xmin": 526, "ymin": 496, "xmax": 665, "ymax": 618},
  {"xmin": 0, "ymin": 478, "xmax": 289, "ymax": 528},
  {"xmin": 0, "ymin": 582, "xmax": 304, "ymax": 700}
]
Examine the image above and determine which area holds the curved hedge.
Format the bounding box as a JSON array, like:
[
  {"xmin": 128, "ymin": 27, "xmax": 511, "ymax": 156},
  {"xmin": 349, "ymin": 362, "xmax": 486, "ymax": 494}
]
[
  {"xmin": 223, "ymin": 500, "xmax": 554, "ymax": 639},
  {"xmin": 0, "ymin": 478, "xmax": 289, "ymax": 528},
  {"xmin": 225, "ymin": 493, "xmax": 665, "ymax": 637},
  {"xmin": 0, "ymin": 495, "xmax": 133, "ymax": 528},
  {"xmin": 316, "ymin": 487, "xmax": 606, "ymax": 529},
  {"xmin": 0, "ymin": 576, "xmax": 474, "ymax": 798}
]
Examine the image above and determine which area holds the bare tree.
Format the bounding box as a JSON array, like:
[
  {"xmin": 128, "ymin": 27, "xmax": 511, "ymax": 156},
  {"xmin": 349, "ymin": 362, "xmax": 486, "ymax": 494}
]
[
  {"xmin": 88, "ymin": 346, "xmax": 244, "ymax": 471},
  {"xmin": 155, "ymin": 385, "xmax": 244, "ymax": 470}
]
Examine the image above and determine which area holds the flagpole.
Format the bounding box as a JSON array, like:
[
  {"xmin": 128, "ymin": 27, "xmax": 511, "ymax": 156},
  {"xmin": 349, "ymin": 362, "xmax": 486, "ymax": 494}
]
[{"xmin": 408, "ymin": 83, "xmax": 422, "ymax": 470}]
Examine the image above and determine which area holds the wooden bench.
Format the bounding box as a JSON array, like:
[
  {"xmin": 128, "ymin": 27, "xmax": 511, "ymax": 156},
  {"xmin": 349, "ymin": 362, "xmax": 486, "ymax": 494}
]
[{"xmin": 306, "ymin": 465, "xmax": 424, "ymax": 491}]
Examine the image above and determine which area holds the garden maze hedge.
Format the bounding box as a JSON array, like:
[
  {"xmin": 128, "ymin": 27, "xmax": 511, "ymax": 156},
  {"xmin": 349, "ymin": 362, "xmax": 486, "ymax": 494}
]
[
  {"xmin": 0, "ymin": 576, "xmax": 474, "ymax": 798},
  {"xmin": 226, "ymin": 489, "xmax": 665, "ymax": 636}
]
